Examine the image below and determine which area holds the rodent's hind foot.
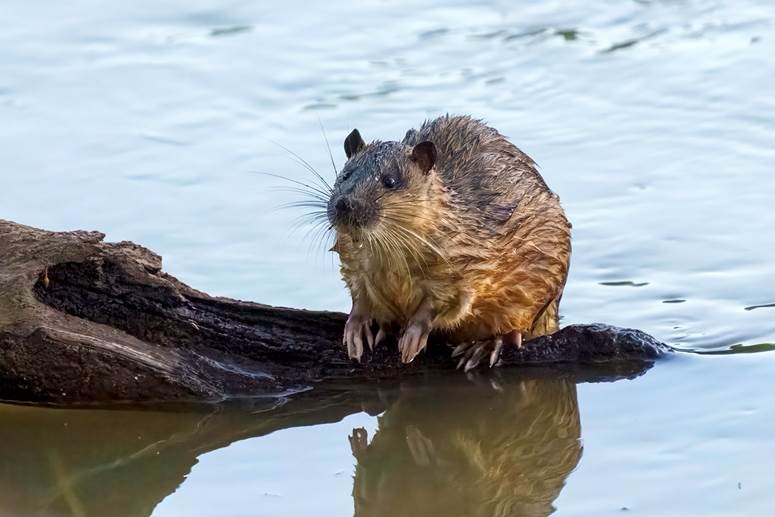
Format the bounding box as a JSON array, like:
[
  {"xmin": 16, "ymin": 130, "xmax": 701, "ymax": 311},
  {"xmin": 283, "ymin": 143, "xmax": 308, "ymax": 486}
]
[
  {"xmin": 343, "ymin": 313, "xmax": 375, "ymax": 362},
  {"xmin": 452, "ymin": 331, "xmax": 522, "ymax": 371},
  {"xmin": 398, "ymin": 321, "xmax": 432, "ymax": 363},
  {"xmin": 452, "ymin": 340, "xmax": 496, "ymax": 372}
]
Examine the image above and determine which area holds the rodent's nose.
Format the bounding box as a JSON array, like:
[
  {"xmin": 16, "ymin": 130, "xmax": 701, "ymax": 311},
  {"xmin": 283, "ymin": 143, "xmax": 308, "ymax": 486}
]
[{"xmin": 335, "ymin": 197, "xmax": 352, "ymax": 215}]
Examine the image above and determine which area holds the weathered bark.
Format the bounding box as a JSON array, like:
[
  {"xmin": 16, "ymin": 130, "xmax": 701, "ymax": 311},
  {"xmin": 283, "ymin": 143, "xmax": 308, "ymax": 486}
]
[{"xmin": 0, "ymin": 219, "xmax": 672, "ymax": 404}]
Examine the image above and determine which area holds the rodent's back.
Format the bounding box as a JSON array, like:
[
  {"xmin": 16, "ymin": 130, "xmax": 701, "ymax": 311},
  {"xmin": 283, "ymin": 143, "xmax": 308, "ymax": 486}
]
[
  {"xmin": 403, "ymin": 115, "xmax": 570, "ymax": 340},
  {"xmin": 402, "ymin": 115, "xmax": 556, "ymax": 230}
]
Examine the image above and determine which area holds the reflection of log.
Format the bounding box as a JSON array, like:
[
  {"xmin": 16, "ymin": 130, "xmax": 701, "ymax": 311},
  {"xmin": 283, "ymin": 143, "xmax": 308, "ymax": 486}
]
[
  {"xmin": 0, "ymin": 366, "xmax": 648, "ymax": 517},
  {"xmin": 0, "ymin": 391, "xmax": 363, "ymax": 517},
  {"xmin": 0, "ymin": 219, "xmax": 672, "ymax": 404}
]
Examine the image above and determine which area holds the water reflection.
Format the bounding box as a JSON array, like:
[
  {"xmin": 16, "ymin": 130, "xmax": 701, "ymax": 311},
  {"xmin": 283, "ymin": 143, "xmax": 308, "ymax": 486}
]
[
  {"xmin": 350, "ymin": 375, "xmax": 581, "ymax": 517},
  {"xmin": 0, "ymin": 365, "xmax": 650, "ymax": 517},
  {"xmin": 0, "ymin": 404, "xmax": 249, "ymax": 517}
]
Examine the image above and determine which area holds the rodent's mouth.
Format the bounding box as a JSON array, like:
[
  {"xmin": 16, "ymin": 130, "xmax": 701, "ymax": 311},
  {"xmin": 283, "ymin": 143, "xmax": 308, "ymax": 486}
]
[
  {"xmin": 333, "ymin": 221, "xmax": 368, "ymax": 243},
  {"xmin": 328, "ymin": 195, "xmax": 379, "ymax": 234}
]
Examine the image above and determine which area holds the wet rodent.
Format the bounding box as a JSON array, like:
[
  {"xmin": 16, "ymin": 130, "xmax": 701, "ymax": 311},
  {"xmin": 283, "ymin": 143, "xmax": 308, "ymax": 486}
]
[{"xmin": 328, "ymin": 115, "xmax": 571, "ymax": 368}]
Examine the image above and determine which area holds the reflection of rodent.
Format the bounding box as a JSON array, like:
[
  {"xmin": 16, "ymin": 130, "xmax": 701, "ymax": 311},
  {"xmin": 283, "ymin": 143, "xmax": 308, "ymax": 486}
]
[
  {"xmin": 349, "ymin": 375, "xmax": 582, "ymax": 517},
  {"xmin": 329, "ymin": 115, "xmax": 571, "ymax": 364}
]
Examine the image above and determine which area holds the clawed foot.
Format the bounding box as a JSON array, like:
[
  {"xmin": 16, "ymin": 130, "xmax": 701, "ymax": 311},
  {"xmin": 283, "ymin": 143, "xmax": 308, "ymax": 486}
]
[
  {"xmin": 344, "ymin": 313, "xmax": 374, "ymax": 362},
  {"xmin": 349, "ymin": 427, "xmax": 369, "ymax": 458},
  {"xmin": 344, "ymin": 312, "xmax": 390, "ymax": 362},
  {"xmin": 398, "ymin": 320, "xmax": 432, "ymax": 364},
  {"xmin": 451, "ymin": 331, "xmax": 522, "ymax": 372}
]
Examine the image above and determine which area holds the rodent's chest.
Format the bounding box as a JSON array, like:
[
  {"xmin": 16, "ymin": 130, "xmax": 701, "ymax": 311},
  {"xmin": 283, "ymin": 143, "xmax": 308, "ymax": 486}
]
[
  {"xmin": 346, "ymin": 252, "xmax": 468, "ymax": 324},
  {"xmin": 360, "ymin": 263, "xmax": 425, "ymax": 321}
]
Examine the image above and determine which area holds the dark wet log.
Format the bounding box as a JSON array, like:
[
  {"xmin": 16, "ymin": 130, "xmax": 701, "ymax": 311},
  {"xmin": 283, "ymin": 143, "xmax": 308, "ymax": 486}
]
[{"xmin": 0, "ymin": 219, "xmax": 672, "ymax": 404}]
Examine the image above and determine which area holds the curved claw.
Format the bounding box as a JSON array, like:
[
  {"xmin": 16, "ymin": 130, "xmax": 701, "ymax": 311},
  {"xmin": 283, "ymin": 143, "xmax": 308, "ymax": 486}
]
[
  {"xmin": 464, "ymin": 345, "xmax": 489, "ymax": 372},
  {"xmin": 451, "ymin": 342, "xmax": 472, "ymax": 358},
  {"xmin": 399, "ymin": 322, "xmax": 431, "ymax": 363},
  {"xmin": 455, "ymin": 333, "xmax": 516, "ymax": 371},
  {"xmin": 344, "ymin": 315, "xmax": 373, "ymax": 362},
  {"xmin": 455, "ymin": 341, "xmax": 484, "ymax": 371},
  {"xmin": 375, "ymin": 327, "xmax": 387, "ymax": 348},
  {"xmin": 353, "ymin": 332, "xmax": 365, "ymax": 362},
  {"xmin": 489, "ymin": 338, "xmax": 504, "ymax": 367}
]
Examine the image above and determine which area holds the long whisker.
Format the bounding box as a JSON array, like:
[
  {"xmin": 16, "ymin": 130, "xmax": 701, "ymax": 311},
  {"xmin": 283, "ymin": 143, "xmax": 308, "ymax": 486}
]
[
  {"xmin": 380, "ymin": 199, "xmax": 445, "ymax": 210},
  {"xmin": 380, "ymin": 199, "xmax": 446, "ymax": 222},
  {"xmin": 269, "ymin": 185, "xmax": 329, "ymax": 201},
  {"xmin": 385, "ymin": 227, "xmax": 423, "ymax": 274},
  {"xmin": 255, "ymin": 171, "xmax": 332, "ymax": 199},
  {"xmin": 318, "ymin": 118, "xmax": 339, "ymax": 176},
  {"xmin": 370, "ymin": 219, "xmax": 429, "ymax": 275},
  {"xmin": 392, "ymin": 227, "xmax": 433, "ymax": 272},
  {"xmin": 291, "ymin": 213, "xmax": 329, "ymax": 226},
  {"xmin": 381, "ymin": 210, "xmax": 444, "ymax": 226},
  {"xmin": 278, "ymin": 200, "xmax": 328, "ymax": 210},
  {"xmin": 376, "ymin": 226, "xmax": 406, "ymax": 274},
  {"xmin": 303, "ymin": 220, "xmax": 335, "ymax": 259},
  {"xmin": 268, "ymin": 140, "xmax": 333, "ymax": 194},
  {"xmin": 372, "ymin": 225, "xmax": 412, "ymax": 277},
  {"xmin": 312, "ymin": 225, "xmax": 333, "ymax": 258},
  {"xmin": 289, "ymin": 212, "xmax": 329, "ymax": 234},
  {"xmin": 252, "ymin": 140, "xmax": 340, "ymax": 260},
  {"xmin": 380, "ymin": 213, "xmax": 450, "ymax": 264},
  {"xmin": 380, "ymin": 203, "xmax": 449, "ymax": 231}
]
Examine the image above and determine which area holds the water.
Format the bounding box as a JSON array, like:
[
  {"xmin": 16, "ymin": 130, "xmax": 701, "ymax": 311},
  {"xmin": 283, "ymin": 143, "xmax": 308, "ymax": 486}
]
[{"xmin": 1, "ymin": 0, "xmax": 774, "ymax": 515}]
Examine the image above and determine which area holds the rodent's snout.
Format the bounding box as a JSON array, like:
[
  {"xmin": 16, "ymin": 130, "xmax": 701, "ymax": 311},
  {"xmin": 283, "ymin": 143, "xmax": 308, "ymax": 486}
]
[
  {"xmin": 329, "ymin": 194, "xmax": 356, "ymax": 226},
  {"xmin": 335, "ymin": 197, "xmax": 352, "ymax": 216},
  {"xmin": 329, "ymin": 194, "xmax": 375, "ymax": 230}
]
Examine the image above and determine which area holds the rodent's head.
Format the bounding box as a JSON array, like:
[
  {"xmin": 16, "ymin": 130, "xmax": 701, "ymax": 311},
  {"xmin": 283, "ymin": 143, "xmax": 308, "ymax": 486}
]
[{"xmin": 328, "ymin": 129, "xmax": 437, "ymax": 238}]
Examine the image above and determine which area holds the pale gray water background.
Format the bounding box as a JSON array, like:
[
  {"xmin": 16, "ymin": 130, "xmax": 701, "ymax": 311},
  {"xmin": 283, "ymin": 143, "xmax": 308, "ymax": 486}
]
[{"xmin": 1, "ymin": 0, "xmax": 774, "ymax": 515}]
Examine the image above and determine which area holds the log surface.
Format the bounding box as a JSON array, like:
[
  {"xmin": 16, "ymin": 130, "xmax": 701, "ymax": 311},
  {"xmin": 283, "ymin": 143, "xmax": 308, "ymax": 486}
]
[{"xmin": 0, "ymin": 219, "xmax": 673, "ymax": 404}]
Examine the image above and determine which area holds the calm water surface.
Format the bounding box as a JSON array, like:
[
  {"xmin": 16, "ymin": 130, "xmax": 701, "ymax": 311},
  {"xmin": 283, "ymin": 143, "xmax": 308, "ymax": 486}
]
[{"xmin": 1, "ymin": 0, "xmax": 774, "ymax": 515}]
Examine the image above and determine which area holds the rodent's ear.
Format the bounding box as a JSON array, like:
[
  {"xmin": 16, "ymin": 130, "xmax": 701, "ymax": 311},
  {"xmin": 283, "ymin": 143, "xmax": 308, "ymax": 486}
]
[
  {"xmin": 344, "ymin": 129, "xmax": 365, "ymax": 159},
  {"xmin": 410, "ymin": 141, "xmax": 437, "ymax": 174}
]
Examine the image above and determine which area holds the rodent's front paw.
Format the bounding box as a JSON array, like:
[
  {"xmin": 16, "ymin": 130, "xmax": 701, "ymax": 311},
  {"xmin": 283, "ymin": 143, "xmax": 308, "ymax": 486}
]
[
  {"xmin": 398, "ymin": 321, "xmax": 431, "ymax": 363},
  {"xmin": 343, "ymin": 314, "xmax": 374, "ymax": 362},
  {"xmin": 348, "ymin": 427, "xmax": 369, "ymax": 458}
]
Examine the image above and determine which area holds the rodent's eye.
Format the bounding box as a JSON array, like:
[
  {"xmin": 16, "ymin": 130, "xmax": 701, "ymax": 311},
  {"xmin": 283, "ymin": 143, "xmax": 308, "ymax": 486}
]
[
  {"xmin": 381, "ymin": 175, "xmax": 397, "ymax": 189},
  {"xmin": 341, "ymin": 170, "xmax": 352, "ymax": 181}
]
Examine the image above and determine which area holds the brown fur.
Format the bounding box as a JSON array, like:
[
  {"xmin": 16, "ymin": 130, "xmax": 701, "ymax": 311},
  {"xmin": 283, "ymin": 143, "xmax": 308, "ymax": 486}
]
[
  {"xmin": 350, "ymin": 375, "xmax": 582, "ymax": 516},
  {"xmin": 332, "ymin": 115, "xmax": 571, "ymax": 352}
]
